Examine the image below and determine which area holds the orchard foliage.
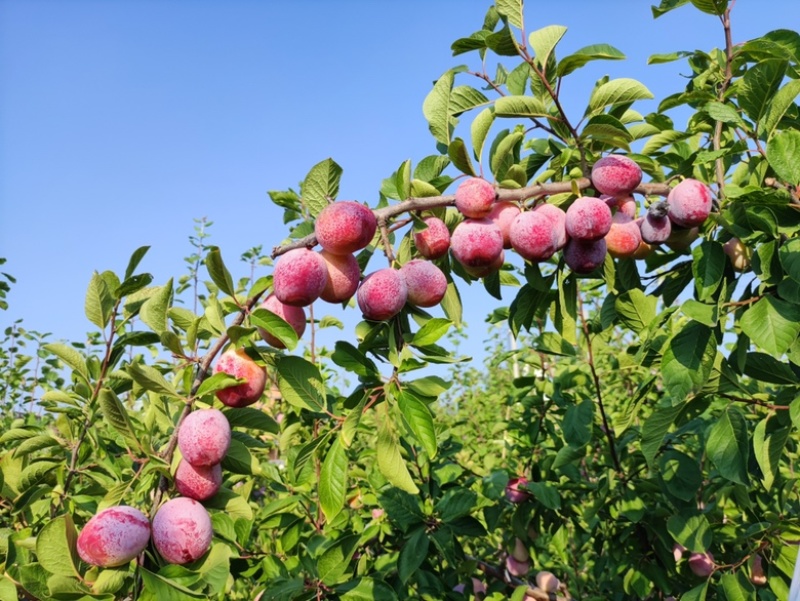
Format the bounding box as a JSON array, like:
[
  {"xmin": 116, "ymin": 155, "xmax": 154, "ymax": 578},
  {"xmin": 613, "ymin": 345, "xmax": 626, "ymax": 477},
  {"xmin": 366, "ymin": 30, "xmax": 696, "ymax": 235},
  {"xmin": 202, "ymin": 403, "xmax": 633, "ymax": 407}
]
[{"xmin": 2, "ymin": 1, "xmax": 800, "ymax": 600}]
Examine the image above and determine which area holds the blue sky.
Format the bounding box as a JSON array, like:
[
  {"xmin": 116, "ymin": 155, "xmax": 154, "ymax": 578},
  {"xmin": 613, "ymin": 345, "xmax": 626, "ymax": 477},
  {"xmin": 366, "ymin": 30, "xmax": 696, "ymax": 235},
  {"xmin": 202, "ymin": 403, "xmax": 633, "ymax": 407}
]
[{"xmin": 0, "ymin": 0, "xmax": 795, "ymax": 366}]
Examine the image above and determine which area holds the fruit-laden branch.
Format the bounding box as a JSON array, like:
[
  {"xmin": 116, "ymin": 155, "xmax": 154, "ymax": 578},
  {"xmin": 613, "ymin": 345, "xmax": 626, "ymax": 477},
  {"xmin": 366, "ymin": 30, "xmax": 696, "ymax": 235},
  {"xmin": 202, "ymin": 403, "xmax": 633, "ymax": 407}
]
[
  {"xmin": 468, "ymin": 554, "xmax": 577, "ymax": 601},
  {"xmin": 270, "ymin": 179, "xmax": 673, "ymax": 259}
]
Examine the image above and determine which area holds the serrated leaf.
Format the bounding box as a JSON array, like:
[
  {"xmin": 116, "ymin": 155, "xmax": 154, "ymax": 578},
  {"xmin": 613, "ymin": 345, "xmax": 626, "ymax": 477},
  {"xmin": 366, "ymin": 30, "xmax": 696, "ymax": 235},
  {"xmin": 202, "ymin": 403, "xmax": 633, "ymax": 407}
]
[
  {"xmin": 205, "ymin": 247, "xmax": 236, "ymax": 297},
  {"xmin": 124, "ymin": 245, "xmax": 150, "ymax": 280},
  {"xmin": 661, "ymin": 321, "xmax": 717, "ymax": 401},
  {"xmin": 43, "ymin": 343, "xmax": 89, "ymax": 381},
  {"xmin": 667, "ymin": 514, "xmax": 712, "ymax": 552},
  {"xmin": 318, "ymin": 534, "xmax": 360, "ymax": 586},
  {"xmin": 276, "ymin": 355, "xmax": 326, "ymax": 412},
  {"xmin": 689, "ymin": 0, "xmax": 728, "ymax": 15},
  {"xmin": 423, "ymin": 70, "xmax": 456, "ymax": 146},
  {"xmin": 127, "ymin": 363, "xmax": 180, "ymax": 398},
  {"xmin": 411, "ymin": 318, "xmax": 452, "ymax": 347},
  {"xmin": 760, "ymin": 79, "xmax": 800, "ymax": 139},
  {"xmin": 140, "ymin": 279, "xmax": 173, "ymax": 336},
  {"xmin": 692, "ymin": 241, "xmax": 725, "ymax": 301},
  {"xmin": 494, "ymin": 95, "xmax": 549, "ymax": 118},
  {"xmin": 557, "ymin": 43, "xmax": 625, "ymax": 76},
  {"xmin": 753, "ymin": 415, "xmax": 790, "ymax": 491},
  {"xmin": 98, "ymin": 388, "xmax": 139, "ymax": 448},
  {"xmin": 528, "ymin": 25, "xmax": 567, "ymax": 68},
  {"xmin": 250, "ymin": 308, "xmax": 299, "ymax": 351},
  {"xmin": 319, "ymin": 437, "xmax": 348, "ymax": 524},
  {"xmin": 766, "ymin": 130, "xmax": 800, "ymax": 186},
  {"xmin": 377, "ymin": 422, "xmax": 419, "ymax": 494},
  {"xmin": 651, "ymin": 0, "xmax": 691, "ymax": 19},
  {"xmin": 740, "ymin": 296, "xmax": 800, "ymax": 357},
  {"xmin": 397, "ymin": 391, "xmax": 437, "ymax": 458},
  {"xmin": 588, "ymin": 78, "xmax": 654, "ymax": 113},
  {"xmin": 739, "ymin": 60, "xmax": 787, "ymax": 123},
  {"xmin": 394, "ymin": 159, "xmax": 411, "ymax": 201},
  {"xmin": 222, "ymin": 406, "xmax": 279, "ymax": 433},
  {"xmin": 471, "ymin": 107, "xmax": 495, "ymax": 165},
  {"xmin": 614, "ymin": 289, "xmax": 656, "ymax": 333},
  {"xmin": 302, "ymin": 158, "xmax": 342, "ymax": 218},
  {"xmin": 448, "ymin": 138, "xmax": 476, "ymax": 176},
  {"xmin": 495, "ymin": 0, "xmax": 522, "ymax": 28},
  {"xmin": 707, "ymin": 406, "xmax": 749, "ymax": 485},
  {"xmin": 85, "ymin": 271, "xmax": 115, "ymax": 329},
  {"xmin": 36, "ymin": 515, "xmax": 79, "ymax": 577}
]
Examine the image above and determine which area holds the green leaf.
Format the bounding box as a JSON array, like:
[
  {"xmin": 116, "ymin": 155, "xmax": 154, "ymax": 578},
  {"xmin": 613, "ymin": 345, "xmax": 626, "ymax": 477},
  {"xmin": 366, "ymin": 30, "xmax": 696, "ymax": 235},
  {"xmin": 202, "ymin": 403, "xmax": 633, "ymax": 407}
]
[
  {"xmin": 43, "ymin": 343, "xmax": 89, "ymax": 382},
  {"xmin": 318, "ymin": 535, "xmax": 360, "ymax": 586},
  {"xmin": 127, "ymin": 363, "xmax": 180, "ymax": 398},
  {"xmin": 661, "ymin": 322, "xmax": 717, "ymax": 401},
  {"xmin": 276, "ymin": 355, "xmax": 326, "ymax": 412},
  {"xmin": 614, "ymin": 289, "xmax": 656, "ymax": 333},
  {"xmin": 377, "ymin": 422, "xmax": 419, "ymax": 494},
  {"xmin": 250, "ymin": 308, "xmax": 299, "ymax": 351},
  {"xmin": 331, "ymin": 341, "xmax": 378, "ymax": 378},
  {"xmin": 195, "ymin": 372, "xmax": 244, "ymax": 398},
  {"xmin": 527, "ymin": 481, "xmax": 561, "ymax": 510},
  {"xmin": 667, "ymin": 514, "xmax": 712, "ymax": 553},
  {"xmin": 448, "ymin": 138, "xmax": 476, "ymax": 176},
  {"xmin": 555, "ymin": 271, "xmax": 577, "ymax": 345},
  {"xmin": 703, "ymin": 101, "xmax": 744, "ymax": 126},
  {"xmin": 641, "ymin": 405, "xmax": 684, "ymax": 468},
  {"xmin": 394, "ymin": 159, "xmax": 411, "ymax": 201},
  {"xmin": 85, "ymin": 271, "xmax": 115, "ymax": 329},
  {"xmin": 753, "ymin": 415, "xmax": 790, "ymax": 491},
  {"xmin": 471, "ymin": 107, "xmax": 496, "ymax": 165},
  {"xmin": 494, "ymin": 95, "xmax": 549, "ymax": 118},
  {"xmin": 450, "ymin": 86, "xmax": 490, "ymax": 116},
  {"xmin": 720, "ymin": 571, "xmax": 755, "ymax": 601},
  {"xmin": 681, "ymin": 582, "xmax": 708, "ymax": 601},
  {"xmin": 490, "ymin": 131, "xmax": 523, "ymax": 180},
  {"xmin": 557, "ymin": 43, "xmax": 625, "ymax": 76},
  {"xmin": 440, "ymin": 275, "xmax": 463, "ymax": 327},
  {"xmin": 495, "ymin": 0, "xmax": 523, "ymax": 29},
  {"xmin": 689, "ymin": 0, "xmax": 729, "ymax": 15},
  {"xmin": 205, "ymin": 247, "xmax": 236, "ymax": 297},
  {"xmin": 563, "ymin": 399, "xmax": 593, "ymax": 447},
  {"xmin": 588, "ymin": 78, "xmax": 653, "ymax": 113},
  {"xmin": 659, "ymin": 451, "xmax": 702, "ymax": 502},
  {"xmin": 222, "ymin": 406, "xmax": 279, "ymax": 434},
  {"xmin": 397, "ymin": 391, "xmax": 437, "ymax": 458},
  {"xmin": 319, "ymin": 437, "xmax": 348, "ymax": 524},
  {"xmin": 739, "ymin": 60, "xmax": 787, "ymax": 123},
  {"xmin": 760, "ymin": 79, "xmax": 800, "ymax": 138},
  {"xmin": 411, "ymin": 318, "xmax": 452, "ymax": 347},
  {"xmin": 140, "ymin": 279, "xmax": 173, "ymax": 336},
  {"xmin": 339, "ymin": 577, "xmax": 399, "ymax": 601},
  {"xmin": 766, "ymin": 130, "xmax": 800, "ymax": 186},
  {"xmin": 528, "ymin": 25, "xmax": 567, "ymax": 68},
  {"xmin": 740, "ymin": 296, "xmax": 800, "ymax": 357},
  {"xmin": 651, "ymin": 0, "xmax": 690, "ymax": 18},
  {"xmin": 36, "ymin": 515, "xmax": 79, "ymax": 577},
  {"xmin": 302, "ymin": 158, "xmax": 342, "ymax": 218},
  {"xmin": 139, "ymin": 567, "xmax": 204, "ymax": 600},
  {"xmin": 98, "ymin": 388, "xmax": 139, "ymax": 448},
  {"xmin": 398, "ymin": 528, "xmax": 429, "ymax": 584},
  {"xmin": 707, "ymin": 406, "xmax": 749, "ymax": 485},
  {"xmin": 692, "ymin": 241, "xmax": 725, "ymax": 301},
  {"xmin": 423, "ymin": 70, "xmax": 456, "ymax": 146},
  {"xmin": 116, "ymin": 272, "xmax": 154, "ymax": 298},
  {"xmin": 124, "ymin": 245, "xmax": 150, "ymax": 280}
]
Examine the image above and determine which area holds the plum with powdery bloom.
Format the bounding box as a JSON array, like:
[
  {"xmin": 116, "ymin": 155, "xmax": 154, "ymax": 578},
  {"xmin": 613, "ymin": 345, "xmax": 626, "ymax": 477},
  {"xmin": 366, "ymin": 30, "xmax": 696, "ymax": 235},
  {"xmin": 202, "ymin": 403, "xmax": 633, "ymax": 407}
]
[
  {"xmin": 272, "ymin": 248, "xmax": 328, "ymax": 307},
  {"xmin": 314, "ymin": 201, "xmax": 377, "ymax": 255}
]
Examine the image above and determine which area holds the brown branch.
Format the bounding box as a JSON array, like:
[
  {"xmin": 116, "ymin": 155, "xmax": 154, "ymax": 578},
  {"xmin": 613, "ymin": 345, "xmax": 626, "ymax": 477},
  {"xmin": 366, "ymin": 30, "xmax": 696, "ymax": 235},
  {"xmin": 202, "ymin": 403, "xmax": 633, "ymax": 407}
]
[
  {"xmin": 713, "ymin": 5, "xmax": 735, "ymax": 195},
  {"xmin": 718, "ymin": 393, "xmax": 789, "ymax": 411},
  {"xmin": 271, "ymin": 180, "xmax": 672, "ymax": 258}
]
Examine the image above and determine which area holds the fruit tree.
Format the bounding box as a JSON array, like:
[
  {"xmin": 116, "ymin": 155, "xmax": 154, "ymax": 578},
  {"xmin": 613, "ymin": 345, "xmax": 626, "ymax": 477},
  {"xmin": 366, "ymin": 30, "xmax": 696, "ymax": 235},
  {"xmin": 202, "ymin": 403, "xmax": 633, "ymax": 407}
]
[{"xmin": 2, "ymin": 1, "xmax": 800, "ymax": 600}]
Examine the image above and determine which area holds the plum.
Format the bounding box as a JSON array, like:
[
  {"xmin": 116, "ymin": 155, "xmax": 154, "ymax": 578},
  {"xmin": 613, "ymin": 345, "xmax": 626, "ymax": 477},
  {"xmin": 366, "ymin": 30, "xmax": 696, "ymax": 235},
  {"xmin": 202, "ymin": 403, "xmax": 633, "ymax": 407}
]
[
  {"xmin": 213, "ymin": 348, "xmax": 266, "ymax": 408},
  {"xmin": 591, "ymin": 155, "xmax": 642, "ymax": 197},
  {"xmin": 257, "ymin": 294, "xmax": 306, "ymax": 349},
  {"xmin": 77, "ymin": 505, "xmax": 150, "ymax": 567},
  {"xmin": 178, "ymin": 408, "xmax": 231, "ymax": 467},
  {"xmin": 400, "ymin": 259, "xmax": 447, "ymax": 307},
  {"xmin": 272, "ymin": 248, "xmax": 328, "ymax": 307},
  {"xmin": 314, "ymin": 201, "xmax": 377, "ymax": 255},
  {"xmin": 455, "ymin": 177, "xmax": 496, "ymax": 218},
  {"xmin": 565, "ymin": 197, "xmax": 612, "ymax": 241},
  {"xmin": 357, "ymin": 268, "xmax": 408, "ymax": 320},
  {"xmin": 413, "ymin": 216, "xmax": 450, "ymax": 259},
  {"xmin": 319, "ymin": 249, "xmax": 361, "ymax": 303},
  {"xmin": 152, "ymin": 497, "xmax": 213, "ymax": 565},
  {"xmin": 667, "ymin": 178, "xmax": 712, "ymax": 227}
]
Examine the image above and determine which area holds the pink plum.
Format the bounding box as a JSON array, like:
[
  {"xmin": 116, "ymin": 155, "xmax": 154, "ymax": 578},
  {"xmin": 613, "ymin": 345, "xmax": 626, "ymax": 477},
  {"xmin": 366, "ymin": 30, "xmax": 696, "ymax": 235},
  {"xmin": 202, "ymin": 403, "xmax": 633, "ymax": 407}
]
[
  {"xmin": 455, "ymin": 177, "xmax": 496, "ymax": 218},
  {"xmin": 509, "ymin": 211, "xmax": 559, "ymax": 262},
  {"xmin": 413, "ymin": 216, "xmax": 450, "ymax": 260},
  {"xmin": 77, "ymin": 505, "xmax": 151, "ymax": 567},
  {"xmin": 174, "ymin": 460, "xmax": 222, "ymax": 501},
  {"xmin": 319, "ymin": 249, "xmax": 361, "ymax": 303},
  {"xmin": 178, "ymin": 408, "xmax": 231, "ymax": 467},
  {"xmin": 564, "ymin": 238, "xmax": 608, "ymax": 273},
  {"xmin": 605, "ymin": 212, "xmax": 642, "ymax": 259},
  {"xmin": 314, "ymin": 201, "xmax": 377, "ymax": 255},
  {"xmin": 591, "ymin": 155, "xmax": 642, "ymax": 197},
  {"xmin": 534, "ymin": 203, "xmax": 569, "ymax": 250},
  {"xmin": 505, "ymin": 477, "xmax": 530, "ymax": 504},
  {"xmin": 213, "ymin": 348, "xmax": 266, "ymax": 408},
  {"xmin": 152, "ymin": 497, "xmax": 213, "ymax": 565},
  {"xmin": 667, "ymin": 179, "xmax": 712, "ymax": 227},
  {"xmin": 565, "ymin": 197, "xmax": 612, "ymax": 241},
  {"xmin": 273, "ymin": 248, "xmax": 329, "ymax": 307},
  {"xmin": 450, "ymin": 218, "xmax": 504, "ymax": 269},
  {"xmin": 400, "ymin": 259, "xmax": 447, "ymax": 307},
  {"xmin": 488, "ymin": 200, "xmax": 521, "ymax": 248},
  {"xmin": 357, "ymin": 268, "xmax": 408, "ymax": 321}
]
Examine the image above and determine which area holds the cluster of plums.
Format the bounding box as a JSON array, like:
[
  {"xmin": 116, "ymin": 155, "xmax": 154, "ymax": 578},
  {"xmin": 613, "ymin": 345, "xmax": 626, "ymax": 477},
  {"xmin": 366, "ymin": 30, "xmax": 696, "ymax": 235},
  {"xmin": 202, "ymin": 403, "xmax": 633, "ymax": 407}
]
[
  {"xmin": 261, "ymin": 155, "xmax": 715, "ymax": 342},
  {"xmin": 76, "ymin": 349, "xmax": 269, "ymax": 568}
]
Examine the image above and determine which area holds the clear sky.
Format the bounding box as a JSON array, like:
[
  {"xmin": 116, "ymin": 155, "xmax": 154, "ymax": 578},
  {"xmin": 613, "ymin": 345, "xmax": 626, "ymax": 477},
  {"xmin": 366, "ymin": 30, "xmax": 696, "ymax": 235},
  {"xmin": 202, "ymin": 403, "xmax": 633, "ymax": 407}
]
[{"xmin": 0, "ymin": 0, "xmax": 795, "ymax": 365}]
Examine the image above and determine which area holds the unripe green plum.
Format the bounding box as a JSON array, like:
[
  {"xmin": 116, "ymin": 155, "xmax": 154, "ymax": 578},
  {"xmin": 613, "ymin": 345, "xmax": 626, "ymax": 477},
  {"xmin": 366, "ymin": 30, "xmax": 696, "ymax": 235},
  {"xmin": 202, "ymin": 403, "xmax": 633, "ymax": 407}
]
[
  {"xmin": 213, "ymin": 348, "xmax": 266, "ymax": 408},
  {"xmin": 178, "ymin": 408, "xmax": 231, "ymax": 467},
  {"xmin": 667, "ymin": 178, "xmax": 712, "ymax": 227},
  {"xmin": 455, "ymin": 177, "xmax": 496, "ymax": 218},
  {"xmin": 591, "ymin": 155, "xmax": 642, "ymax": 197},
  {"xmin": 413, "ymin": 216, "xmax": 450, "ymax": 259},
  {"xmin": 400, "ymin": 259, "xmax": 447, "ymax": 307},
  {"xmin": 257, "ymin": 294, "xmax": 306, "ymax": 349},
  {"xmin": 451, "ymin": 218, "xmax": 504, "ymax": 270},
  {"xmin": 565, "ymin": 196, "xmax": 612, "ymax": 241},
  {"xmin": 152, "ymin": 497, "xmax": 213, "ymax": 565},
  {"xmin": 357, "ymin": 268, "xmax": 408, "ymax": 321},
  {"xmin": 174, "ymin": 460, "xmax": 222, "ymax": 501},
  {"xmin": 273, "ymin": 248, "xmax": 329, "ymax": 307},
  {"xmin": 77, "ymin": 505, "xmax": 151, "ymax": 567},
  {"xmin": 314, "ymin": 201, "xmax": 377, "ymax": 255},
  {"xmin": 319, "ymin": 249, "xmax": 361, "ymax": 303}
]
